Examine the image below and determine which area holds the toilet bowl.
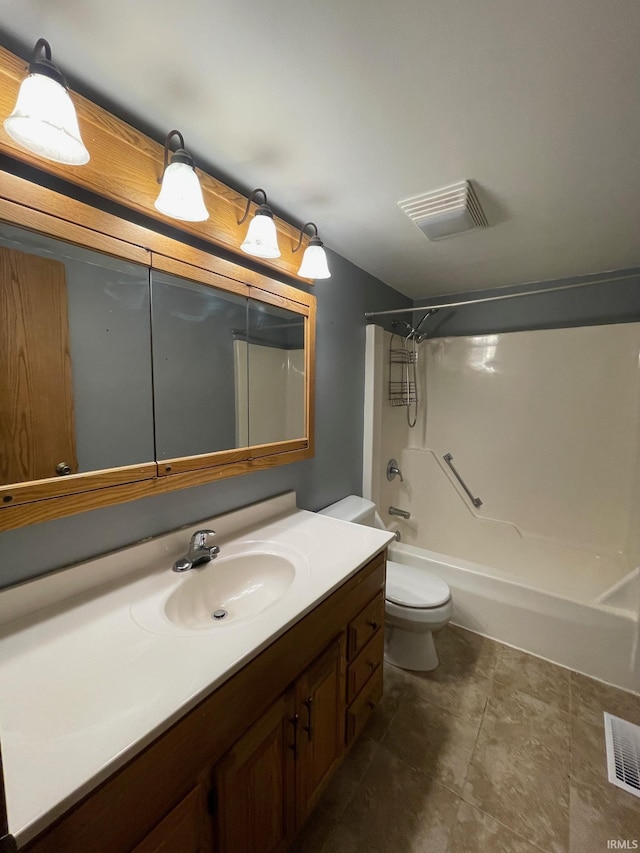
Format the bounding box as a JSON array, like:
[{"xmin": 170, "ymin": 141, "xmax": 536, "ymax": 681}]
[
  {"xmin": 319, "ymin": 495, "xmax": 453, "ymax": 671},
  {"xmin": 385, "ymin": 560, "xmax": 453, "ymax": 670}
]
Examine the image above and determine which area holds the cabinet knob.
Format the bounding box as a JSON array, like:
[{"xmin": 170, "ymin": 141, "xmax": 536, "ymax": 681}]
[
  {"xmin": 367, "ymin": 700, "xmax": 376, "ymax": 710},
  {"xmin": 367, "ymin": 620, "xmax": 378, "ymax": 631},
  {"xmin": 55, "ymin": 462, "xmax": 72, "ymax": 476}
]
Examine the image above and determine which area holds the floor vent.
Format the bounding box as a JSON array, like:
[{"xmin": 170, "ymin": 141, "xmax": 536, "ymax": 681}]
[{"xmin": 604, "ymin": 712, "xmax": 640, "ymax": 798}]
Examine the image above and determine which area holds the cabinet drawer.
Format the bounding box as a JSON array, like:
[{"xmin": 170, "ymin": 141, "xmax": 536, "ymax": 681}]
[
  {"xmin": 345, "ymin": 664, "xmax": 383, "ymax": 745},
  {"xmin": 348, "ymin": 592, "xmax": 384, "ymax": 660},
  {"xmin": 346, "ymin": 628, "xmax": 384, "ymax": 704}
]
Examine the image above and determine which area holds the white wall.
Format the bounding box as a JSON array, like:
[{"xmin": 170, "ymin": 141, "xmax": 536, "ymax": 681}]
[{"xmin": 234, "ymin": 342, "xmax": 305, "ymax": 446}]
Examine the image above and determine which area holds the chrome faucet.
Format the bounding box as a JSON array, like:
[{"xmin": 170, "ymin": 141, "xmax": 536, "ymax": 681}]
[
  {"xmin": 389, "ymin": 506, "xmax": 411, "ymax": 520},
  {"xmin": 173, "ymin": 529, "xmax": 220, "ymax": 572}
]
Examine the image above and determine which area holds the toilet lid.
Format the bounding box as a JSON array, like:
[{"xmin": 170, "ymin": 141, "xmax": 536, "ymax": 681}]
[{"xmin": 386, "ymin": 562, "xmax": 450, "ymax": 608}]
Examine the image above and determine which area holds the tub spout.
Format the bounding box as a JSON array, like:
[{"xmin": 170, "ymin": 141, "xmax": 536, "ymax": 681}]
[{"xmin": 389, "ymin": 506, "xmax": 410, "ymax": 520}]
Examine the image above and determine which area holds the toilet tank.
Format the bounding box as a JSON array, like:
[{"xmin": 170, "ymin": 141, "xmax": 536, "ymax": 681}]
[{"xmin": 318, "ymin": 495, "xmax": 377, "ymax": 527}]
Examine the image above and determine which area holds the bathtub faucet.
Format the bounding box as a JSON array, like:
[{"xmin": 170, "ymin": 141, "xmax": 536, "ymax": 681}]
[{"xmin": 389, "ymin": 506, "xmax": 410, "ymax": 520}]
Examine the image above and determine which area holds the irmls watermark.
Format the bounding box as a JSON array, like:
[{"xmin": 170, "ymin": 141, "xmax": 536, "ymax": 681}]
[{"xmin": 607, "ymin": 841, "xmax": 639, "ymax": 850}]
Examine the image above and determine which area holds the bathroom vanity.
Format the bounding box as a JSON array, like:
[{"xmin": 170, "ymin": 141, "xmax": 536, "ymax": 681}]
[{"xmin": 0, "ymin": 494, "xmax": 393, "ymax": 851}]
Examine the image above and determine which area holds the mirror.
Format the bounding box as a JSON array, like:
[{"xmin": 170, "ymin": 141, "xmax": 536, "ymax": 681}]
[
  {"xmin": 150, "ymin": 270, "xmax": 249, "ymax": 461},
  {"xmin": 235, "ymin": 299, "xmax": 306, "ymax": 446},
  {"xmin": 0, "ymin": 175, "xmax": 315, "ymax": 529},
  {"xmin": 0, "ymin": 222, "xmax": 154, "ymax": 488}
]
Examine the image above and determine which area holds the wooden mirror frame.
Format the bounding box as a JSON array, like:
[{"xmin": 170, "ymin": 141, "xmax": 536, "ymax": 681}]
[{"xmin": 0, "ymin": 170, "xmax": 316, "ymax": 532}]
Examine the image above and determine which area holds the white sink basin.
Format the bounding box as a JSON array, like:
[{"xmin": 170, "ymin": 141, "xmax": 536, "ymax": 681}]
[
  {"xmin": 131, "ymin": 540, "xmax": 309, "ymax": 636},
  {"xmin": 166, "ymin": 552, "xmax": 296, "ymax": 628}
]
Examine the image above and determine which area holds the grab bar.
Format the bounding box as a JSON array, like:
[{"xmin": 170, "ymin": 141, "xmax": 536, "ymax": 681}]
[{"xmin": 443, "ymin": 453, "xmax": 483, "ymax": 508}]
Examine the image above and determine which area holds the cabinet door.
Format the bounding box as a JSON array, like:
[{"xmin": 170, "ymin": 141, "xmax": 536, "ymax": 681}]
[
  {"xmin": 0, "ymin": 247, "xmax": 77, "ymax": 484},
  {"xmin": 296, "ymin": 636, "xmax": 346, "ymax": 824},
  {"xmin": 215, "ymin": 690, "xmax": 296, "ymax": 853},
  {"xmin": 131, "ymin": 784, "xmax": 212, "ymax": 853}
]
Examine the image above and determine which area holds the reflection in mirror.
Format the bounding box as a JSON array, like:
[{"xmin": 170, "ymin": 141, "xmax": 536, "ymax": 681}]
[
  {"xmin": 151, "ymin": 271, "xmax": 249, "ymax": 460},
  {"xmin": 235, "ymin": 300, "xmax": 306, "ymax": 446},
  {"xmin": 0, "ymin": 223, "xmax": 154, "ymax": 487}
]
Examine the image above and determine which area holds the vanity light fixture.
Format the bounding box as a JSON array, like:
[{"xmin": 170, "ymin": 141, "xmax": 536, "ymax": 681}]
[
  {"xmin": 3, "ymin": 38, "xmax": 90, "ymax": 165},
  {"xmin": 154, "ymin": 129, "xmax": 209, "ymax": 222},
  {"xmin": 292, "ymin": 222, "xmax": 331, "ymax": 279},
  {"xmin": 238, "ymin": 188, "xmax": 281, "ymax": 259}
]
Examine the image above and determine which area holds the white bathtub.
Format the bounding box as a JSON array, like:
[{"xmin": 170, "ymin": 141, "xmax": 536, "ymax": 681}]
[{"xmin": 388, "ymin": 540, "xmax": 640, "ymax": 693}]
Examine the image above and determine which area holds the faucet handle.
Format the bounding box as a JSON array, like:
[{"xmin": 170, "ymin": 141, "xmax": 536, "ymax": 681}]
[
  {"xmin": 191, "ymin": 529, "xmax": 217, "ymax": 547},
  {"xmin": 189, "ymin": 529, "xmax": 220, "ymax": 563},
  {"xmin": 386, "ymin": 459, "xmax": 404, "ymax": 482}
]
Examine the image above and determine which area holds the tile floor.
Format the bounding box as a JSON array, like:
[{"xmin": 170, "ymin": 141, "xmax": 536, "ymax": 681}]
[{"xmin": 292, "ymin": 625, "xmax": 640, "ymax": 853}]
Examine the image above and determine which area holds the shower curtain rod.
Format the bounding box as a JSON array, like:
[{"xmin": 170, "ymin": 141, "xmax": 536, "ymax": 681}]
[{"xmin": 363, "ymin": 271, "xmax": 639, "ymax": 320}]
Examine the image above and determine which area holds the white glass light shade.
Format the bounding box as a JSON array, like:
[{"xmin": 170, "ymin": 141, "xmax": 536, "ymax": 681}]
[
  {"xmin": 154, "ymin": 161, "xmax": 209, "ymax": 222},
  {"xmin": 4, "ymin": 73, "xmax": 90, "ymax": 165},
  {"xmin": 297, "ymin": 243, "xmax": 331, "ymax": 279},
  {"xmin": 240, "ymin": 213, "xmax": 281, "ymax": 258}
]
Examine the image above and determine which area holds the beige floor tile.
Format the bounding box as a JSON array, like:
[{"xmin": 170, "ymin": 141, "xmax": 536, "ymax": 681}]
[
  {"xmin": 463, "ymin": 691, "xmax": 570, "ymax": 853},
  {"xmin": 570, "ymin": 711, "xmax": 608, "ymax": 784},
  {"xmin": 448, "ymin": 801, "xmax": 546, "ymax": 853},
  {"xmin": 290, "ymin": 805, "xmax": 339, "ymax": 853},
  {"xmin": 480, "ymin": 688, "xmax": 571, "ymax": 764},
  {"xmin": 493, "ymin": 644, "xmax": 571, "ymax": 711},
  {"xmin": 436, "ymin": 625, "xmax": 502, "ymax": 681},
  {"xmin": 569, "ymin": 775, "xmax": 640, "ymax": 853},
  {"xmin": 316, "ymin": 735, "xmax": 380, "ymax": 816},
  {"xmin": 571, "ymin": 672, "xmax": 640, "ymax": 726},
  {"xmin": 362, "ymin": 661, "xmax": 408, "ymax": 742},
  {"xmin": 321, "ymin": 745, "xmax": 460, "ymax": 853},
  {"xmin": 387, "ymin": 626, "xmax": 500, "ymax": 725},
  {"xmin": 291, "ymin": 737, "xmax": 381, "ymax": 853},
  {"xmin": 382, "ymin": 696, "xmax": 480, "ymax": 794}
]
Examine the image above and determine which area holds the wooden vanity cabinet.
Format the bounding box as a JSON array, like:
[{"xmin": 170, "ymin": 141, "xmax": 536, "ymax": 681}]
[
  {"xmin": 345, "ymin": 592, "xmax": 385, "ymax": 744},
  {"xmin": 21, "ymin": 552, "xmax": 385, "ymax": 853},
  {"xmin": 214, "ymin": 637, "xmax": 344, "ymax": 853},
  {"xmin": 131, "ymin": 785, "xmax": 213, "ymax": 853},
  {"xmin": 215, "ymin": 691, "xmax": 297, "ymax": 853}
]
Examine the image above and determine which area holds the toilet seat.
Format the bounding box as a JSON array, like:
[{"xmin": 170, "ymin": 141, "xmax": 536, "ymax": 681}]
[{"xmin": 386, "ymin": 561, "xmax": 450, "ymax": 609}]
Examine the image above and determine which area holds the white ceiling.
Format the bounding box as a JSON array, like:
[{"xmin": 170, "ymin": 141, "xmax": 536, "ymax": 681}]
[{"xmin": 1, "ymin": 0, "xmax": 639, "ymax": 299}]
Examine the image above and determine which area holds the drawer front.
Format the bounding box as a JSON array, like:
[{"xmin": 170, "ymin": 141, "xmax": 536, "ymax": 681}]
[
  {"xmin": 345, "ymin": 664, "xmax": 383, "ymax": 745},
  {"xmin": 348, "ymin": 592, "xmax": 385, "ymax": 661},
  {"xmin": 346, "ymin": 628, "xmax": 384, "ymax": 704}
]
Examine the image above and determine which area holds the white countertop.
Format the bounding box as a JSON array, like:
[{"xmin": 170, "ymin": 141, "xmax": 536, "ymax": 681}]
[{"xmin": 0, "ymin": 493, "xmax": 393, "ymax": 845}]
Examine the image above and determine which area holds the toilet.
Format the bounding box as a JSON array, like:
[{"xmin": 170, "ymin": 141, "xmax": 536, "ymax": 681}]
[{"xmin": 319, "ymin": 495, "xmax": 453, "ymax": 671}]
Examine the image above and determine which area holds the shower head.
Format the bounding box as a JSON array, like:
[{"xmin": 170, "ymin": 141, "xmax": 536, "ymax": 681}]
[
  {"xmin": 414, "ymin": 308, "xmax": 439, "ymax": 334},
  {"xmin": 391, "ymin": 309, "xmax": 439, "ymax": 341},
  {"xmin": 391, "ymin": 320, "xmax": 415, "ymax": 338}
]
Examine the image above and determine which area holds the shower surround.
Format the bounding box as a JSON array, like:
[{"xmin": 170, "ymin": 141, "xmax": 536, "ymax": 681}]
[{"xmin": 363, "ymin": 324, "xmax": 640, "ymax": 691}]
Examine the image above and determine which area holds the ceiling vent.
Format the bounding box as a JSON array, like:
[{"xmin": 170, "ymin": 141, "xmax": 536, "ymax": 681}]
[{"xmin": 398, "ymin": 180, "xmax": 488, "ymax": 241}]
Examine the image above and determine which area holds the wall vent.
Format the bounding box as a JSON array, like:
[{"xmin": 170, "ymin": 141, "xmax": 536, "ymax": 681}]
[
  {"xmin": 604, "ymin": 712, "xmax": 640, "ymax": 798},
  {"xmin": 398, "ymin": 180, "xmax": 488, "ymax": 241}
]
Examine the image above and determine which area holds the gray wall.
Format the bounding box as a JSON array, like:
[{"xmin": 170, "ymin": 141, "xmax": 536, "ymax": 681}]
[
  {"xmin": 152, "ymin": 272, "xmax": 247, "ymax": 458},
  {"xmin": 0, "ymin": 247, "xmax": 410, "ymax": 588},
  {"xmin": 400, "ymin": 268, "xmax": 640, "ymax": 340}
]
